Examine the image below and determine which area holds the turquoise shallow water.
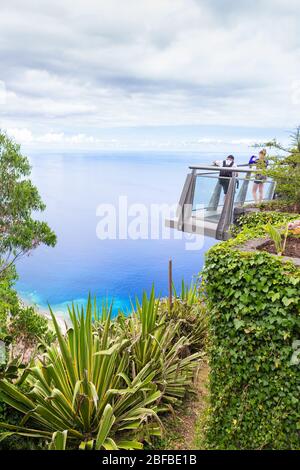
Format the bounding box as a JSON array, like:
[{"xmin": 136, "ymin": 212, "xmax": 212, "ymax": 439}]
[{"xmin": 15, "ymin": 150, "xmax": 239, "ymax": 316}]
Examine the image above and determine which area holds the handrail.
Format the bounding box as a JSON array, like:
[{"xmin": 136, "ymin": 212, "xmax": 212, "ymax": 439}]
[
  {"xmin": 195, "ymin": 174, "xmax": 273, "ymax": 180},
  {"xmin": 189, "ymin": 164, "xmax": 254, "ymax": 173},
  {"xmin": 171, "ymin": 163, "xmax": 276, "ymax": 240}
]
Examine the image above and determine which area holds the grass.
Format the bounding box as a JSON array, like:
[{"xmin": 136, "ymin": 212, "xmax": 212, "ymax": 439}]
[{"xmin": 150, "ymin": 362, "xmax": 209, "ymax": 450}]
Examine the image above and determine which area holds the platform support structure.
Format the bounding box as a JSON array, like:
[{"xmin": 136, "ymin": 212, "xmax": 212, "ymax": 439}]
[{"xmin": 177, "ymin": 169, "xmax": 197, "ymax": 232}]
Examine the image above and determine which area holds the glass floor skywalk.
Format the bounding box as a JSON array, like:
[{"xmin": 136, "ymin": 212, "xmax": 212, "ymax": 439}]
[{"xmin": 165, "ymin": 165, "xmax": 276, "ymax": 240}]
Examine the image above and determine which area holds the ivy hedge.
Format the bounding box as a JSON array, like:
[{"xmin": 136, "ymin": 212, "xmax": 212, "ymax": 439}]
[{"xmin": 202, "ymin": 211, "xmax": 300, "ymax": 449}]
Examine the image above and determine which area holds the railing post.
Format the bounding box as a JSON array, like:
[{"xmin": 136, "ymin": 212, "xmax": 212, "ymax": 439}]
[
  {"xmin": 216, "ymin": 175, "xmax": 237, "ymax": 240},
  {"xmin": 235, "ymin": 172, "xmax": 251, "ymax": 206},
  {"xmin": 266, "ymin": 181, "xmax": 277, "ymax": 201}
]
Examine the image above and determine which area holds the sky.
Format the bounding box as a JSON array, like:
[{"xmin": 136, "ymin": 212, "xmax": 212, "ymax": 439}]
[{"xmin": 0, "ymin": 0, "xmax": 299, "ymax": 151}]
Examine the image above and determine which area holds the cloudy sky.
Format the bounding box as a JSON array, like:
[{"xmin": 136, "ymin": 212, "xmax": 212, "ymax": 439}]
[{"xmin": 0, "ymin": 0, "xmax": 299, "ymax": 151}]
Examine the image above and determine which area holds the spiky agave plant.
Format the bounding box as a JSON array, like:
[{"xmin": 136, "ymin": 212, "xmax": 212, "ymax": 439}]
[
  {"xmin": 117, "ymin": 287, "xmax": 203, "ymax": 407},
  {"xmin": 0, "ymin": 298, "xmax": 162, "ymax": 450},
  {"xmin": 173, "ymin": 280, "xmax": 198, "ymax": 306},
  {"xmin": 169, "ymin": 280, "xmax": 207, "ymax": 352}
]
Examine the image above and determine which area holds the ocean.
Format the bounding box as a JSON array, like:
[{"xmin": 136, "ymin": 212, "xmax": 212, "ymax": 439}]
[{"xmin": 15, "ymin": 150, "xmax": 240, "ymax": 317}]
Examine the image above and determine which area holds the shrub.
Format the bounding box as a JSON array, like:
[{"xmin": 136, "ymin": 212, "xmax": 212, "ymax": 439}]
[
  {"xmin": 115, "ymin": 288, "xmax": 204, "ymax": 406},
  {"xmin": 202, "ymin": 215, "xmax": 300, "ymax": 449},
  {"xmin": 252, "ymin": 199, "xmax": 300, "ymax": 214},
  {"xmin": 232, "ymin": 210, "xmax": 299, "ymax": 237},
  {"xmin": 0, "ymin": 301, "xmax": 162, "ymax": 450},
  {"xmin": 158, "ymin": 282, "xmax": 207, "ymax": 353},
  {"xmin": 0, "ymin": 266, "xmax": 19, "ymax": 340},
  {"xmin": 0, "ymin": 355, "xmax": 46, "ymax": 450},
  {"xmin": 263, "ymin": 126, "xmax": 300, "ymax": 211},
  {"xmin": 9, "ymin": 305, "xmax": 55, "ymax": 347}
]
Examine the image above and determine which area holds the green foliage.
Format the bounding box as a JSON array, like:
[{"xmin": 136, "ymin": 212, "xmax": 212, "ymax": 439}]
[
  {"xmin": 158, "ymin": 283, "xmax": 207, "ymax": 353},
  {"xmin": 232, "ymin": 210, "xmax": 298, "ymax": 237},
  {"xmin": 0, "ymin": 300, "xmax": 162, "ymax": 450},
  {"xmin": 173, "ymin": 280, "xmax": 198, "ymax": 306},
  {"xmin": 0, "ymin": 353, "xmax": 47, "ymax": 450},
  {"xmin": 202, "ymin": 218, "xmax": 300, "ymax": 449},
  {"xmin": 0, "ymin": 254, "xmax": 54, "ymax": 356},
  {"xmin": 0, "ymin": 302, "xmax": 55, "ymax": 450},
  {"xmin": 9, "ymin": 305, "xmax": 55, "ymax": 347},
  {"xmin": 0, "ymin": 400, "xmax": 46, "ymax": 450},
  {"xmin": 260, "ymin": 126, "xmax": 300, "ymax": 210},
  {"xmin": 0, "ymin": 357, "xmax": 26, "ymax": 381},
  {"xmin": 49, "ymin": 430, "xmax": 68, "ymax": 450},
  {"xmin": 265, "ymin": 223, "xmax": 289, "ymax": 256},
  {"xmin": 0, "ymin": 132, "xmax": 57, "ymax": 450},
  {"xmin": 115, "ymin": 288, "xmax": 203, "ymax": 406},
  {"xmin": 0, "ymin": 266, "xmax": 19, "ymax": 340},
  {"xmin": 252, "ymin": 199, "xmax": 299, "ymax": 213},
  {"xmin": 0, "ymin": 290, "xmax": 203, "ymax": 450},
  {"xmin": 0, "ymin": 130, "xmax": 56, "ymax": 276}
]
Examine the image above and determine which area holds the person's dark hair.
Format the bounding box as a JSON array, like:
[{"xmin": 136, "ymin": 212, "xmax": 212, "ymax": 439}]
[{"xmin": 227, "ymin": 155, "xmax": 234, "ymax": 160}]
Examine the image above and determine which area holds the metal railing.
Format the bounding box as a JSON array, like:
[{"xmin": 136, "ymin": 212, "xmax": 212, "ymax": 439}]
[{"xmin": 176, "ymin": 164, "xmax": 276, "ymax": 240}]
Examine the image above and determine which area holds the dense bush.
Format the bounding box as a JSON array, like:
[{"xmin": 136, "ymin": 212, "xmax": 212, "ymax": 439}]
[
  {"xmin": 0, "ymin": 266, "xmax": 19, "ymax": 340},
  {"xmin": 248, "ymin": 199, "xmax": 300, "ymax": 214},
  {"xmin": 158, "ymin": 282, "xmax": 207, "ymax": 354},
  {"xmin": 263, "ymin": 126, "xmax": 300, "ymax": 211},
  {"xmin": 0, "ymin": 265, "xmax": 54, "ymax": 349},
  {"xmin": 9, "ymin": 305, "xmax": 55, "ymax": 348},
  {"xmin": 114, "ymin": 289, "xmax": 205, "ymax": 406},
  {"xmin": 0, "ymin": 269, "xmax": 55, "ymax": 450},
  {"xmin": 202, "ymin": 214, "xmax": 300, "ymax": 449},
  {"xmin": 232, "ymin": 210, "xmax": 299, "ymax": 237}
]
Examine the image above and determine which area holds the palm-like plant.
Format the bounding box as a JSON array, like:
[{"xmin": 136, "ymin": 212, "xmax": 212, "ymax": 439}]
[
  {"xmin": 162, "ymin": 282, "xmax": 207, "ymax": 354},
  {"xmin": 173, "ymin": 280, "xmax": 198, "ymax": 306},
  {"xmin": 0, "ymin": 299, "xmax": 162, "ymax": 449},
  {"xmin": 117, "ymin": 288, "xmax": 203, "ymax": 406},
  {"xmin": 265, "ymin": 223, "xmax": 289, "ymax": 256}
]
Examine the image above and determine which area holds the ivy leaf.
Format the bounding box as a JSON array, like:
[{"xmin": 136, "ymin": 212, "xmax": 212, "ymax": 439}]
[
  {"xmin": 233, "ymin": 319, "xmax": 244, "ymax": 330},
  {"xmin": 282, "ymin": 297, "xmax": 294, "ymax": 307}
]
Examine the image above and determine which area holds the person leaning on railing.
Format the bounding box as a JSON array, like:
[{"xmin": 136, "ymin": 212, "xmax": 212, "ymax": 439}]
[{"xmin": 213, "ymin": 155, "xmax": 237, "ymax": 195}]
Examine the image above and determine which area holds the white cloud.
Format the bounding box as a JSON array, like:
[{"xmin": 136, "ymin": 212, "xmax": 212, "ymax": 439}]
[
  {"xmin": 5, "ymin": 127, "xmax": 268, "ymax": 152},
  {"xmin": 0, "ymin": 81, "xmax": 6, "ymax": 105},
  {"xmin": 7, "ymin": 128, "xmax": 100, "ymax": 145},
  {"xmin": 0, "ymin": 0, "xmax": 299, "ymax": 148}
]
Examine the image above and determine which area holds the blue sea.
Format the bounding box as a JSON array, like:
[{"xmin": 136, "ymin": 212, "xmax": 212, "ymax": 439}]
[{"xmin": 15, "ymin": 150, "xmax": 239, "ymax": 317}]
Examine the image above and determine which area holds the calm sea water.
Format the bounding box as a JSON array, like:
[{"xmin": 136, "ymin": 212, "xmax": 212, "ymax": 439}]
[{"xmin": 15, "ymin": 150, "xmax": 232, "ymax": 317}]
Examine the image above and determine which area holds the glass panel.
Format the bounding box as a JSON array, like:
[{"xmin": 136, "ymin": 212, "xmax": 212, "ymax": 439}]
[
  {"xmin": 234, "ymin": 175, "xmax": 275, "ymax": 206},
  {"xmin": 192, "ymin": 171, "xmax": 275, "ymax": 225},
  {"xmin": 193, "ymin": 174, "xmax": 228, "ymax": 225}
]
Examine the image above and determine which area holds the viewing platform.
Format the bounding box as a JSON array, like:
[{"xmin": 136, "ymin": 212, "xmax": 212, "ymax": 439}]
[{"xmin": 165, "ymin": 164, "xmax": 276, "ymax": 241}]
